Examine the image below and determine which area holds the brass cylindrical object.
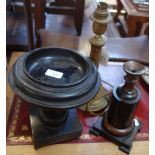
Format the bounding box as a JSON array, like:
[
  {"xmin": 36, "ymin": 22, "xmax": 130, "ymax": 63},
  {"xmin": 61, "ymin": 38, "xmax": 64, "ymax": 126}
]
[
  {"xmin": 79, "ymin": 2, "xmax": 112, "ymax": 114},
  {"xmin": 90, "ymin": 45, "xmax": 102, "ymax": 67},
  {"xmin": 92, "ymin": 23, "xmax": 107, "ymax": 35},
  {"xmin": 89, "ymin": 2, "xmax": 112, "ymax": 68}
]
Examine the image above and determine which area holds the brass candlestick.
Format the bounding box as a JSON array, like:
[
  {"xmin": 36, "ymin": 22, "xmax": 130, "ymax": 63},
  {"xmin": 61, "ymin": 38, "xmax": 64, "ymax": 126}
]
[{"xmin": 89, "ymin": 2, "xmax": 112, "ymax": 68}]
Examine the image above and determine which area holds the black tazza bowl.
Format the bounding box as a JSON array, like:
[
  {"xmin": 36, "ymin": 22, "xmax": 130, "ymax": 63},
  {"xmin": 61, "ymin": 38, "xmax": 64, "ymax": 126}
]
[{"xmin": 9, "ymin": 47, "xmax": 101, "ymax": 109}]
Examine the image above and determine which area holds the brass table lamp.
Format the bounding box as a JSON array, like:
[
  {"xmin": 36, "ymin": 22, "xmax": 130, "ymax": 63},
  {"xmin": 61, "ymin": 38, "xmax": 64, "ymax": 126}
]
[{"xmin": 79, "ymin": 2, "xmax": 112, "ymax": 114}]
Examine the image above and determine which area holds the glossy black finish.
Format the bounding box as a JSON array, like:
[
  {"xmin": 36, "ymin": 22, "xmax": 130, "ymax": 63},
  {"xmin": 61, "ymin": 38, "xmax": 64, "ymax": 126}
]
[
  {"xmin": 107, "ymin": 87, "xmax": 141, "ymax": 129},
  {"xmin": 39, "ymin": 108, "xmax": 69, "ymax": 127},
  {"xmin": 9, "ymin": 47, "xmax": 101, "ymax": 109},
  {"xmin": 29, "ymin": 107, "xmax": 82, "ymax": 149},
  {"xmin": 24, "ymin": 48, "xmax": 88, "ymax": 87},
  {"xmin": 8, "ymin": 47, "xmax": 101, "ymax": 148}
]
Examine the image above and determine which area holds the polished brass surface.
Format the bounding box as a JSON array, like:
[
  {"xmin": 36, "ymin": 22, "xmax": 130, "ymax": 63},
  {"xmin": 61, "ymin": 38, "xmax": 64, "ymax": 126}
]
[
  {"xmin": 79, "ymin": 2, "xmax": 112, "ymax": 114},
  {"xmin": 89, "ymin": 2, "xmax": 112, "ymax": 67},
  {"xmin": 78, "ymin": 86, "xmax": 110, "ymax": 114}
]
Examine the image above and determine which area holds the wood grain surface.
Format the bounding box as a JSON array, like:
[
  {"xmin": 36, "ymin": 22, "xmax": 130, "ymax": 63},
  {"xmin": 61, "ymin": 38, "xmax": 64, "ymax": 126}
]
[{"xmin": 6, "ymin": 141, "xmax": 148, "ymax": 155}]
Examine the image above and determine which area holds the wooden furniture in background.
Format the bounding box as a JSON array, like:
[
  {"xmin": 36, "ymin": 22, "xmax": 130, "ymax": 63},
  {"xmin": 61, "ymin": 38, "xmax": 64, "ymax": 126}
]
[
  {"xmin": 14, "ymin": 0, "xmax": 85, "ymax": 35},
  {"xmin": 48, "ymin": 0, "xmax": 85, "ymax": 36},
  {"xmin": 23, "ymin": 0, "xmax": 148, "ymax": 65},
  {"xmin": 39, "ymin": 31, "xmax": 149, "ymax": 64},
  {"xmin": 114, "ymin": 0, "xmax": 149, "ymax": 37},
  {"xmin": 23, "ymin": 0, "xmax": 85, "ymax": 49},
  {"xmin": 7, "ymin": 0, "xmax": 121, "ymax": 54}
]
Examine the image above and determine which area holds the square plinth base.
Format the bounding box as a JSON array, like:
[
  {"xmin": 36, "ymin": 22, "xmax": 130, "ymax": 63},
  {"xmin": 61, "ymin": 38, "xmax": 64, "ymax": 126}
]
[
  {"xmin": 29, "ymin": 106, "xmax": 82, "ymax": 149},
  {"xmin": 90, "ymin": 117, "xmax": 142, "ymax": 154}
]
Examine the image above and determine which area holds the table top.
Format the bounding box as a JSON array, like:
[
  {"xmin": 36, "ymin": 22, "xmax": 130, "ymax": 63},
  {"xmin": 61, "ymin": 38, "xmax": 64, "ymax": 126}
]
[
  {"xmin": 39, "ymin": 31, "xmax": 149, "ymax": 64},
  {"xmin": 6, "ymin": 52, "xmax": 149, "ymax": 155},
  {"xmin": 121, "ymin": 0, "xmax": 149, "ymax": 17}
]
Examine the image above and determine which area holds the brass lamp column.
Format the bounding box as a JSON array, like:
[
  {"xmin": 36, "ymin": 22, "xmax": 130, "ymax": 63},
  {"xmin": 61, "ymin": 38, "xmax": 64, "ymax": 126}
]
[
  {"xmin": 79, "ymin": 2, "xmax": 112, "ymax": 114},
  {"xmin": 89, "ymin": 2, "xmax": 112, "ymax": 68}
]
